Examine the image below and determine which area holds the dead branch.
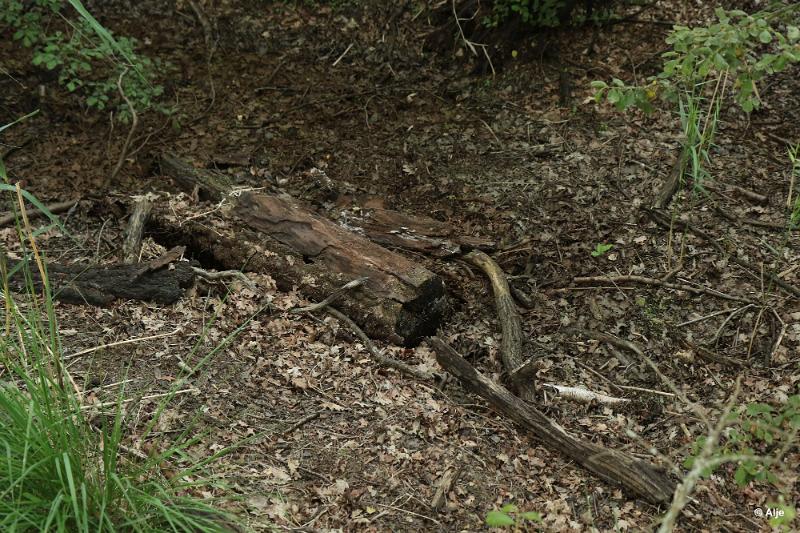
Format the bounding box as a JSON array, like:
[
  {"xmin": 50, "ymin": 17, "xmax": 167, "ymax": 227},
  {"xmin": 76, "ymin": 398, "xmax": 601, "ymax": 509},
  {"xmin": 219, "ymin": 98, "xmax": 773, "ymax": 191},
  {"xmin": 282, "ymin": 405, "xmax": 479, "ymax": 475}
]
[
  {"xmin": 570, "ymin": 274, "xmax": 748, "ymax": 303},
  {"xmin": 464, "ymin": 250, "xmax": 534, "ymax": 401},
  {"xmin": 110, "ymin": 68, "xmax": 138, "ymax": 181},
  {"xmin": 429, "ymin": 336, "xmax": 675, "ymax": 504},
  {"xmin": 0, "ymin": 198, "xmax": 78, "ymax": 227},
  {"xmin": 6, "ymin": 258, "xmax": 195, "ymax": 306},
  {"xmin": 543, "ymin": 383, "xmax": 629, "ymax": 405}
]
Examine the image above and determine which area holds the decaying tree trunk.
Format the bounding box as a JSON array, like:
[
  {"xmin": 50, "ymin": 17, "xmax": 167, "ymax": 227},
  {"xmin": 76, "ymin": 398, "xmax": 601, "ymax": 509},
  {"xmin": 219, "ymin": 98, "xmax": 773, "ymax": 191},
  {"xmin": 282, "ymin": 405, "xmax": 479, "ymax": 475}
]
[
  {"xmin": 122, "ymin": 196, "xmax": 153, "ymax": 263},
  {"xmin": 429, "ymin": 336, "xmax": 675, "ymax": 504},
  {"xmin": 334, "ymin": 206, "xmax": 494, "ymax": 257},
  {"xmin": 156, "ymin": 154, "xmax": 447, "ymax": 346},
  {"xmin": 6, "ymin": 258, "xmax": 195, "ymax": 306}
]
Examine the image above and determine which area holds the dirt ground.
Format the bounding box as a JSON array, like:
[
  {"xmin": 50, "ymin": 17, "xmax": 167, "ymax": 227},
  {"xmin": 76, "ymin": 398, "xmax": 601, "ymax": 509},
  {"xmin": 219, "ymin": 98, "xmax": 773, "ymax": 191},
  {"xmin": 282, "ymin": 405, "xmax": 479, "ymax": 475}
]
[{"xmin": 2, "ymin": 1, "xmax": 799, "ymax": 531}]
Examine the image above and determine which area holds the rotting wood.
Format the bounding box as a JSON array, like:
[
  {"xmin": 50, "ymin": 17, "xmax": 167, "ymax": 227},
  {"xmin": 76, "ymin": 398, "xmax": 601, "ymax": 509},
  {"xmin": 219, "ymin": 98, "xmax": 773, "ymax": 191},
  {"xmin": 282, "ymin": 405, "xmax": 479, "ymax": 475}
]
[
  {"xmin": 6, "ymin": 259, "xmax": 195, "ymax": 305},
  {"xmin": 335, "ymin": 205, "xmax": 495, "ymax": 257},
  {"xmin": 159, "ymin": 153, "xmax": 234, "ymax": 201},
  {"xmin": 155, "ymin": 154, "xmax": 447, "ymax": 346},
  {"xmin": 428, "ymin": 336, "xmax": 675, "ymax": 504},
  {"xmin": 431, "ymin": 465, "xmax": 463, "ymax": 510},
  {"xmin": 464, "ymin": 250, "xmax": 535, "ymax": 401},
  {"xmin": 122, "ymin": 197, "xmax": 153, "ymax": 263},
  {"xmin": 543, "ymin": 383, "xmax": 629, "ymax": 405}
]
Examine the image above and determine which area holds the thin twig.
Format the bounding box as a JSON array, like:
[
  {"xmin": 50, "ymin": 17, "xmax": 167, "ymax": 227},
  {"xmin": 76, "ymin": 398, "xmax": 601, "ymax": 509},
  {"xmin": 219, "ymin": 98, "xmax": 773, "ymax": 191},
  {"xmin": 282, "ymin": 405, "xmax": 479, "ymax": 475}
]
[
  {"xmin": 676, "ymin": 306, "xmax": 739, "ymax": 327},
  {"xmin": 82, "ymin": 387, "xmax": 198, "ymax": 411},
  {"xmin": 571, "ymin": 274, "xmax": 749, "ymax": 303},
  {"xmin": 332, "ymin": 43, "xmax": 354, "ymax": 67},
  {"xmin": 289, "ymin": 277, "xmax": 369, "ymax": 314},
  {"xmin": 291, "ymin": 278, "xmax": 432, "ymax": 380},
  {"xmin": 709, "ymin": 304, "xmax": 754, "ymax": 345},
  {"xmin": 0, "ymin": 198, "xmax": 78, "ymax": 227},
  {"xmin": 451, "ymin": 0, "xmax": 494, "ymax": 76},
  {"xmin": 769, "ymin": 308, "xmax": 787, "ymax": 363},
  {"xmin": 280, "ymin": 412, "xmax": 320, "ymax": 436},
  {"xmin": 65, "ymin": 327, "xmax": 182, "ymax": 360},
  {"xmin": 326, "ymin": 307, "xmax": 432, "ymax": 381},
  {"xmin": 110, "ymin": 68, "xmax": 138, "ymax": 181},
  {"xmin": 616, "ymin": 385, "xmax": 675, "ymax": 398}
]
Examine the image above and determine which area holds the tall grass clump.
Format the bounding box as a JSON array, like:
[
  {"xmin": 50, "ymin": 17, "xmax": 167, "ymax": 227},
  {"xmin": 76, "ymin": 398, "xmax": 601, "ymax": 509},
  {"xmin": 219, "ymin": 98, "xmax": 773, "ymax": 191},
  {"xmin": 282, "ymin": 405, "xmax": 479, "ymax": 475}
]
[{"xmin": 0, "ymin": 163, "xmax": 238, "ymax": 531}]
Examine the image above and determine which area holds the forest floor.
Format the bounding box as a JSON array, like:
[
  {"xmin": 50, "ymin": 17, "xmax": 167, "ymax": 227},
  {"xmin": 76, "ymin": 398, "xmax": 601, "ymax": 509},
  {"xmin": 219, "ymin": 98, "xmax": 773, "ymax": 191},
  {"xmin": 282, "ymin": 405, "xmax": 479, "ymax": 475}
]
[{"xmin": 2, "ymin": 1, "xmax": 799, "ymax": 531}]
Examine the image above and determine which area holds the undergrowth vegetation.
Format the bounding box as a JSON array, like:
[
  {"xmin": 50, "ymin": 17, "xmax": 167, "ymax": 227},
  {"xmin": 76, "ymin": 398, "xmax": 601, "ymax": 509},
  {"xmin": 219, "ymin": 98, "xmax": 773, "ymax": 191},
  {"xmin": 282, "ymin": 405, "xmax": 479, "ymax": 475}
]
[
  {"xmin": 484, "ymin": 0, "xmax": 624, "ymax": 28},
  {"xmin": 1, "ymin": 0, "xmax": 170, "ymax": 122},
  {"xmin": 588, "ymin": 4, "xmax": 800, "ymax": 529},
  {"xmin": 592, "ymin": 3, "xmax": 800, "ymax": 222},
  {"xmin": 0, "ymin": 155, "xmax": 240, "ymax": 530}
]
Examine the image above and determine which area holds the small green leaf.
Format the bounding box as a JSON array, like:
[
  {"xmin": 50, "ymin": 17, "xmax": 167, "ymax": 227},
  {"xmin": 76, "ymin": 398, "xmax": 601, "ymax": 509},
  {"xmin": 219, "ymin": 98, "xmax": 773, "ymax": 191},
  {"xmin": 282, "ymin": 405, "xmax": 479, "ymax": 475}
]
[
  {"xmin": 500, "ymin": 503, "xmax": 518, "ymax": 513},
  {"xmin": 486, "ymin": 511, "xmax": 515, "ymax": 527},
  {"xmin": 734, "ymin": 464, "xmax": 750, "ymax": 486},
  {"xmin": 758, "ymin": 30, "xmax": 771, "ymax": 44},
  {"xmin": 520, "ymin": 511, "xmax": 542, "ymax": 522},
  {"xmin": 746, "ymin": 403, "xmax": 773, "ymax": 416},
  {"xmin": 591, "ymin": 243, "xmax": 614, "ymax": 257}
]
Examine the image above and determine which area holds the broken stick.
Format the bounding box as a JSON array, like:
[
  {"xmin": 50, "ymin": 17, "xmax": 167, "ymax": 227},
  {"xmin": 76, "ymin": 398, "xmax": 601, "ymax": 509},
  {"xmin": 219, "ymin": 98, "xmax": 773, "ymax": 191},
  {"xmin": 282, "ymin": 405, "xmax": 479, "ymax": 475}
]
[
  {"xmin": 464, "ymin": 250, "xmax": 535, "ymax": 401},
  {"xmin": 429, "ymin": 336, "xmax": 675, "ymax": 504}
]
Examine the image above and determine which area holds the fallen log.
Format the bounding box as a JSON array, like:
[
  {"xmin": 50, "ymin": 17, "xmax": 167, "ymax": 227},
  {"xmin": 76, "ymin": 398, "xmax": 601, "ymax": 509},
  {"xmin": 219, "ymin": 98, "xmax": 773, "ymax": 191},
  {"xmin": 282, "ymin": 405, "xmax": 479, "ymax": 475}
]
[
  {"xmin": 335, "ymin": 205, "xmax": 494, "ymax": 257},
  {"xmin": 428, "ymin": 336, "xmax": 676, "ymax": 504},
  {"xmin": 155, "ymin": 155, "xmax": 447, "ymax": 346},
  {"xmin": 6, "ymin": 257, "xmax": 195, "ymax": 306}
]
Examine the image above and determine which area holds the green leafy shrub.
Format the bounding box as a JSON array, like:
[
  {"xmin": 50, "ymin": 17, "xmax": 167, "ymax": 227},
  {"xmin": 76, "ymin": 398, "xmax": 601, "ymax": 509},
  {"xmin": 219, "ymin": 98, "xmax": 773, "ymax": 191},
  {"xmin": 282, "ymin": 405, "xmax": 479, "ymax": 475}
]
[
  {"xmin": 2, "ymin": 0, "xmax": 170, "ymax": 122},
  {"xmin": 683, "ymin": 396, "xmax": 800, "ymax": 488},
  {"xmin": 483, "ymin": 0, "xmax": 628, "ymax": 28},
  {"xmin": 484, "ymin": 0, "xmax": 568, "ymax": 28},
  {"xmin": 592, "ymin": 5, "xmax": 800, "ymax": 113}
]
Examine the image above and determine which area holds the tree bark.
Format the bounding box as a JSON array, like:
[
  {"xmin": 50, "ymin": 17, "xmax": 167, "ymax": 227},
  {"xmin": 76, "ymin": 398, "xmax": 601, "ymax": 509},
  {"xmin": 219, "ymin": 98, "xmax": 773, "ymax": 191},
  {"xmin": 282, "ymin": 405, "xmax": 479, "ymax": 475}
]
[
  {"xmin": 334, "ymin": 206, "xmax": 494, "ymax": 257},
  {"xmin": 429, "ymin": 336, "xmax": 675, "ymax": 504},
  {"xmin": 122, "ymin": 197, "xmax": 152, "ymax": 263}
]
